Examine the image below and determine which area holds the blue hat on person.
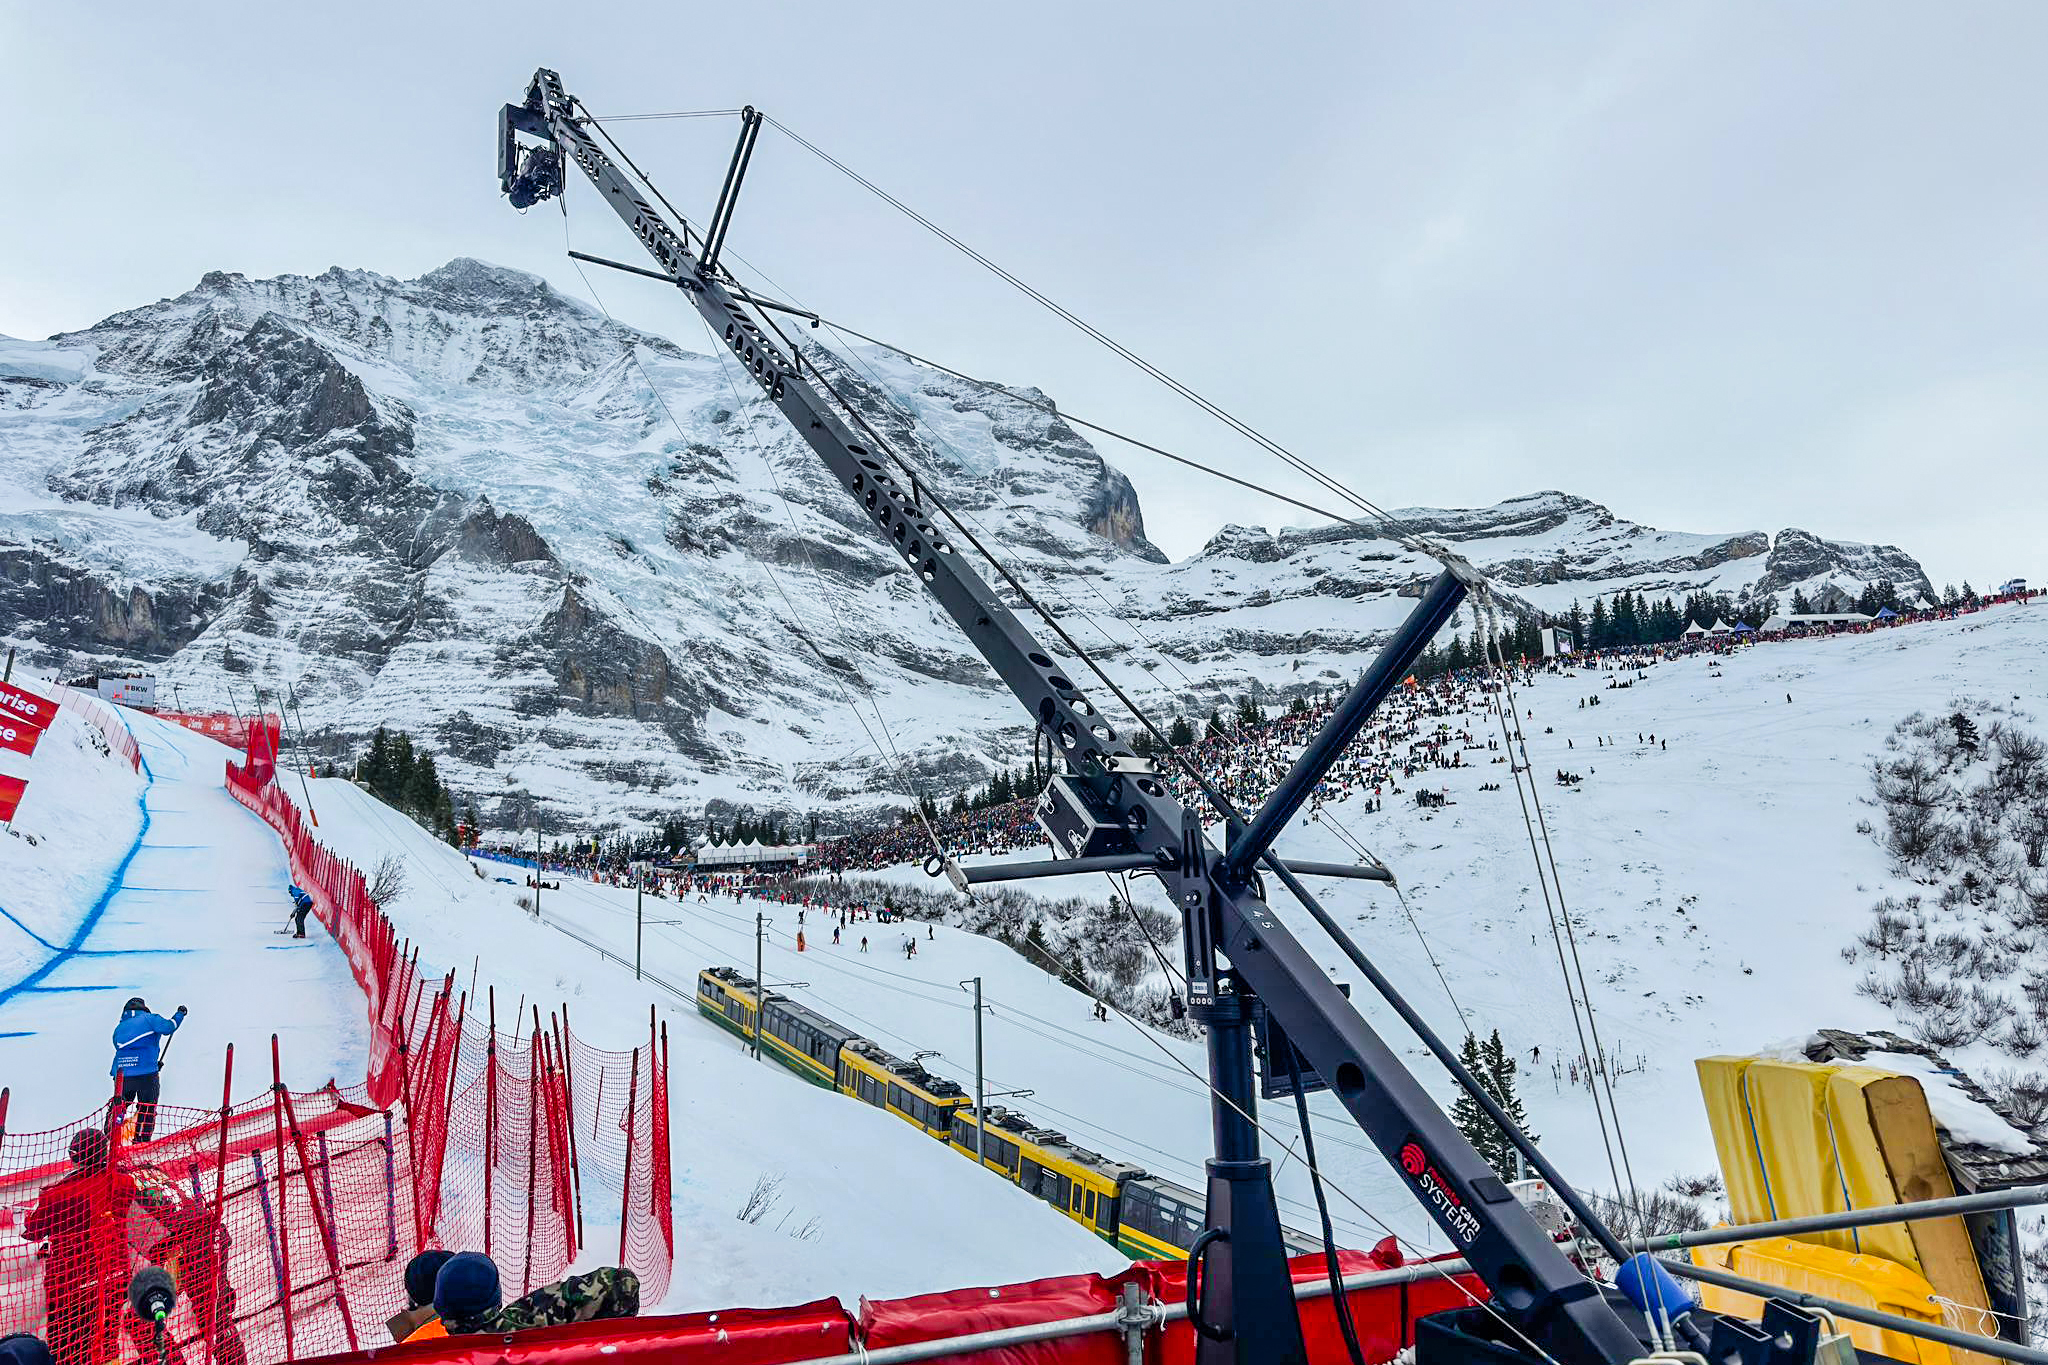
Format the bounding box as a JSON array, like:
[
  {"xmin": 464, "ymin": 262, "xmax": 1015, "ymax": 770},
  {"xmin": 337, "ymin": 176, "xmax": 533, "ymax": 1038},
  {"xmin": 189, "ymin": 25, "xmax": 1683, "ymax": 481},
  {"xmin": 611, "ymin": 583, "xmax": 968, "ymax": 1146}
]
[
  {"xmin": 0, "ymin": 1335, "xmax": 55, "ymax": 1365},
  {"xmin": 434, "ymin": 1252, "xmax": 501, "ymax": 1324}
]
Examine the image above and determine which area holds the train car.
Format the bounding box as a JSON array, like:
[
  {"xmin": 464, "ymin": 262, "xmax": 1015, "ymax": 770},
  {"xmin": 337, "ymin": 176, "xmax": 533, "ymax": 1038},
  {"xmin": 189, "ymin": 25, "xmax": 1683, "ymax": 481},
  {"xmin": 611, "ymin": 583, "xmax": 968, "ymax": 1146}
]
[
  {"xmin": 1118, "ymin": 1174, "xmax": 1328, "ymax": 1260},
  {"xmin": 950, "ymin": 1105, "xmax": 1144, "ymax": 1244},
  {"xmin": 838, "ymin": 1039, "xmax": 969, "ymax": 1138},
  {"xmin": 695, "ymin": 967, "xmax": 859, "ymax": 1089},
  {"xmin": 698, "ymin": 965, "xmax": 1334, "ymax": 1262},
  {"xmin": 696, "ymin": 966, "xmax": 762, "ymax": 1042},
  {"xmin": 761, "ymin": 996, "xmax": 863, "ymax": 1088}
]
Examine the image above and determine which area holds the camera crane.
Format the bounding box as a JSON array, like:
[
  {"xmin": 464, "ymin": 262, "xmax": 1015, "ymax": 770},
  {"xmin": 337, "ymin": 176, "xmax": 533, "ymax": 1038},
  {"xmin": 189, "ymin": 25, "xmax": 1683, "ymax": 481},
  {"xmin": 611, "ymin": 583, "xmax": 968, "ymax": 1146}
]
[{"xmin": 497, "ymin": 69, "xmax": 1819, "ymax": 1365}]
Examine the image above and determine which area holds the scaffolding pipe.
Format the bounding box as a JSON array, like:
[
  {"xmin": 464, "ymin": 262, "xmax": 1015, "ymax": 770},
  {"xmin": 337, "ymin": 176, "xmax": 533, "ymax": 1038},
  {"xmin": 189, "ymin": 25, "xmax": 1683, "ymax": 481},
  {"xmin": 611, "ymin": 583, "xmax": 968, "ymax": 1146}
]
[
  {"xmin": 1665, "ymin": 1260, "xmax": 2048, "ymax": 1365},
  {"xmin": 1636, "ymin": 1182, "xmax": 2048, "ymax": 1253}
]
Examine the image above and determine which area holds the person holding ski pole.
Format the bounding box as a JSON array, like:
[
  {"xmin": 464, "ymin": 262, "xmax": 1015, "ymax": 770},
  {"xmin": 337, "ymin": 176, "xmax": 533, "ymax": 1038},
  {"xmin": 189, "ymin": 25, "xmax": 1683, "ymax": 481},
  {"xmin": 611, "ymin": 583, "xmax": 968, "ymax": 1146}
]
[
  {"xmin": 111, "ymin": 998, "xmax": 185, "ymax": 1143},
  {"xmin": 285, "ymin": 885, "xmax": 314, "ymax": 939}
]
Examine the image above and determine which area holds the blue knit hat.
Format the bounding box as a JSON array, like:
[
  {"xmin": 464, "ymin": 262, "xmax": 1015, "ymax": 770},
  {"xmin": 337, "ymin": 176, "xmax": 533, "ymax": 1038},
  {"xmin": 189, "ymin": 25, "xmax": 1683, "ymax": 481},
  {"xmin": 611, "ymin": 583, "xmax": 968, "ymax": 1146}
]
[
  {"xmin": 0, "ymin": 1335, "xmax": 55, "ymax": 1365},
  {"xmin": 404, "ymin": 1250, "xmax": 455, "ymax": 1309},
  {"xmin": 433, "ymin": 1252, "xmax": 501, "ymax": 1324}
]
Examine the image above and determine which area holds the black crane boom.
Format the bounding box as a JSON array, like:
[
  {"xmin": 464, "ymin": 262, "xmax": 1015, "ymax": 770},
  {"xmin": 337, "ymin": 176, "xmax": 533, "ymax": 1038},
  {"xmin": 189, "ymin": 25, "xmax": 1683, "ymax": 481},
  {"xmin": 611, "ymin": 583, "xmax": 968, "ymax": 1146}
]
[{"xmin": 494, "ymin": 69, "xmax": 1782, "ymax": 1365}]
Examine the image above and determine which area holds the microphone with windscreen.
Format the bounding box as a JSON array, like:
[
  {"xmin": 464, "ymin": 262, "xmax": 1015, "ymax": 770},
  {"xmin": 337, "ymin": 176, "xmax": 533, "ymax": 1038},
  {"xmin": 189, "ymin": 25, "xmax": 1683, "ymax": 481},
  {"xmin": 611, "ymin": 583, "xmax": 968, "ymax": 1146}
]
[{"xmin": 128, "ymin": 1266, "xmax": 177, "ymax": 1322}]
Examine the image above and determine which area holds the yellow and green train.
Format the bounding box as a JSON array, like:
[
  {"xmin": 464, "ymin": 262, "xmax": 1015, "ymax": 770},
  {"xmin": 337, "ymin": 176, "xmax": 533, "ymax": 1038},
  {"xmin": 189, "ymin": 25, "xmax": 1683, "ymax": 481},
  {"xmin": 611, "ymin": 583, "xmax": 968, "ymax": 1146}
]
[{"xmin": 696, "ymin": 965, "xmax": 1325, "ymax": 1260}]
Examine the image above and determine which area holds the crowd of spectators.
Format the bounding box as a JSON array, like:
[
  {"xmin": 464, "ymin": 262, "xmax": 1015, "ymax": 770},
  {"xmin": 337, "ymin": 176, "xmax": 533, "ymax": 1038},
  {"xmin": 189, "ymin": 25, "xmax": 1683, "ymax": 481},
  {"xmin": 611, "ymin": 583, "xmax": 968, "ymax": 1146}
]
[{"xmin": 483, "ymin": 587, "xmax": 2038, "ymax": 884}]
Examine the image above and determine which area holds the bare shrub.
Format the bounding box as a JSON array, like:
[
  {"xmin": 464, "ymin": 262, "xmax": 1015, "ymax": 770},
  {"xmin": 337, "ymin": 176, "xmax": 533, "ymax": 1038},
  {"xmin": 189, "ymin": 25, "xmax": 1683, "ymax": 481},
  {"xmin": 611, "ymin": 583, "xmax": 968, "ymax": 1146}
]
[
  {"xmin": 1916, "ymin": 1008, "xmax": 1974, "ymax": 1050},
  {"xmin": 368, "ymin": 854, "xmax": 409, "ymax": 906},
  {"xmin": 1982, "ymin": 1069, "xmax": 2048, "ymax": 1127},
  {"xmin": 1665, "ymin": 1172, "xmax": 1724, "ymax": 1200},
  {"xmin": 2006, "ymin": 1016, "xmax": 2045, "ymax": 1058},
  {"xmin": 1858, "ymin": 906, "xmax": 1912, "ymax": 960},
  {"xmin": 737, "ymin": 1172, "xmax": 783, "ymax": 1224},
  {"xmin": 1594, "ymin": 1189, "xmax": 1709, "ymax": 1239}
]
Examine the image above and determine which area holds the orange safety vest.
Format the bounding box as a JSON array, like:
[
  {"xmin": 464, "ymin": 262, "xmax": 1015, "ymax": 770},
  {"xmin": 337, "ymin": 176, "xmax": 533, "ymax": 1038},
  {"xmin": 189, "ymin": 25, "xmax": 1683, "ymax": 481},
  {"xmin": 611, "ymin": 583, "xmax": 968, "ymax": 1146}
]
[{"xmin": 403, "ymin": 1318, "xmax": 449, "ymax": 1343}]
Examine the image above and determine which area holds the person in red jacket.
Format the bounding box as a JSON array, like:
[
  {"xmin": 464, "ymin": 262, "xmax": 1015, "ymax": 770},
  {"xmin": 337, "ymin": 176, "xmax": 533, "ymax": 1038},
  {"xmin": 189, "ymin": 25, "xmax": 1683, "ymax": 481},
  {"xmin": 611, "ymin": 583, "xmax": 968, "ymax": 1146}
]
[{"xmin": 25, "ymin": 1131, "xmax": 142, "ymax": 1365}]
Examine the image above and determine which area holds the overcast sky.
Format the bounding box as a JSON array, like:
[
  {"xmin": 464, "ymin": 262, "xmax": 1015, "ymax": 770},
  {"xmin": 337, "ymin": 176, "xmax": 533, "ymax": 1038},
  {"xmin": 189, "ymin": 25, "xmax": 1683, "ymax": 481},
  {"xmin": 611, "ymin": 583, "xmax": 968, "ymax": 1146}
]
[{"xmin": 3, "ymin": 2, "xmax": 2041, "ymax": 590}]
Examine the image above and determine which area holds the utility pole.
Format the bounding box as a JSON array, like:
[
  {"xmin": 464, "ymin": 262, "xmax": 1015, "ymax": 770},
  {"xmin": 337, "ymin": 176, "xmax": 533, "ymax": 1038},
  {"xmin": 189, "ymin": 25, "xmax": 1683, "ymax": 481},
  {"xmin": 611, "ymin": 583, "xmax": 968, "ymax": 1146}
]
[
  {"xmin": 534, "ymin": 823, "xmax": 542, "ymax": 918},
  {"xmin": 635, "ymin": 877, "xmax": 643, "ymax": 981},
  {"xmin": 753, "ymin": 912, "xmax": 766, "ymax": 1060},
  {"xmin": 962, "ymin": 977, "xmax": 986, "ymax": 1170}
]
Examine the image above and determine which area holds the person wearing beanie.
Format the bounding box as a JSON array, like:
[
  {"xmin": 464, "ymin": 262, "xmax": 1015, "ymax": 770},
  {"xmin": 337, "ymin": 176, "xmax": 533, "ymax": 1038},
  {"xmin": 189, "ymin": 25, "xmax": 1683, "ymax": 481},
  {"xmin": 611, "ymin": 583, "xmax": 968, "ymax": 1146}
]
[
  {"xmin": 0, "ymin": 1334, "xmax": 54, "ymax": 1365},
  {"xmin": 387, "ymin": 1250, "xmax": 455, "ymax": 1343},
  {"xmin": 431, "ymin": 1252, "xmax": 502, "ymax": 1336}
]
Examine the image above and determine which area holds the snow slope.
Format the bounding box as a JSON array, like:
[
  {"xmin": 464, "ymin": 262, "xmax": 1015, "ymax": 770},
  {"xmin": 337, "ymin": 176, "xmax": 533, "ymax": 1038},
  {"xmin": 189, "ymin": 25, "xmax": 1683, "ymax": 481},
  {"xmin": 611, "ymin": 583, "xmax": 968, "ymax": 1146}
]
[
  {"xmin": 0, "ymin": 706, "xmax": 362, "ymax": 1131},
  {"xmin": 436, "ymin": 606, "xmax": 2048, "ymax": 1266},
  {"xmin": 299, "ymin": 776, "xmax": 1127, "ymax": 1311}
]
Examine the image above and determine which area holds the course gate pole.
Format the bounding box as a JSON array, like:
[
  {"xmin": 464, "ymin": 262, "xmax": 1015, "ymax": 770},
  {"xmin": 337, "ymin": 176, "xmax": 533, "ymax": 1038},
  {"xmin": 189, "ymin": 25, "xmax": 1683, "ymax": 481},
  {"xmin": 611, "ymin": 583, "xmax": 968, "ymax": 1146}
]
[
  {"xmin": 554, "ymin": 1008, "xmax": 585, "ymax": 1248},
  {"xmin": 280, "ymin": 1076, "xmax": 359, "ymax": 1350},
  {"xmin": 523, "ymin": 1006, "xmax": 541, "ymax": 1295},
  {"xmin": 619, "ymin": 1044, "xmax": 640, "ymax": 1266},
  {"xmin": 485, "ymin": 987, "xmax": 498, "ymax": 1258},
  {"xmin": 269, "ymin": 1036, "xmax": 296, "ymax": 1360}
]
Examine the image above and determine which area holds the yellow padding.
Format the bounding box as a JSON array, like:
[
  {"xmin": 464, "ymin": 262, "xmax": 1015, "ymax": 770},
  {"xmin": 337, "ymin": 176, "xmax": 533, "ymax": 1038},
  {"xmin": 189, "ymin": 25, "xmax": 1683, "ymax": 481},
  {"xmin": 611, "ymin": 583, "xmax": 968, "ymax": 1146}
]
[{"xmin": 1693, "ymin": 1237, "xmax": 1949, "ymax": 1365}]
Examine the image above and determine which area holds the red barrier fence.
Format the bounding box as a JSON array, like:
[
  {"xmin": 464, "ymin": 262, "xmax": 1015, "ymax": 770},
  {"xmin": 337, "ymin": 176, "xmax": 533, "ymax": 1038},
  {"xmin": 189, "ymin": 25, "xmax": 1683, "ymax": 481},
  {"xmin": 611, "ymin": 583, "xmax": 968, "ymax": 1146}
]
[
  {"xmin": 158, "ymin": 711, "xmax": 282, "ymax": 757},
  {"xmin": 221, "ymin": 758, "xmax": 672, "ymax": 1301},
  {"xmin": 46, "ymin": 685, "xmax": 140, "ymax": 772}
]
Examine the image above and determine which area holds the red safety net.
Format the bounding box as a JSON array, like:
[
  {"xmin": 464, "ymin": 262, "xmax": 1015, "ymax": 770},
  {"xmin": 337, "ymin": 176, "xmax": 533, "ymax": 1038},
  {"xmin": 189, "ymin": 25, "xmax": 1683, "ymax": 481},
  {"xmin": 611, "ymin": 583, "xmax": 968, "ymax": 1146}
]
[{"xmin": 0, "ymin": 743, "xmax": 675, "ymax": 1362}]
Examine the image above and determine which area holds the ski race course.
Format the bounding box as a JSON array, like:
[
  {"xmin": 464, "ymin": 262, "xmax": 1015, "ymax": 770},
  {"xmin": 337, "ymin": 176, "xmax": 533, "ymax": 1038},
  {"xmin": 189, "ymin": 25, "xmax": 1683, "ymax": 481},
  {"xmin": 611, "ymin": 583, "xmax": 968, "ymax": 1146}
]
[{"xmin": 0, "ymin": 711, "xmax": 361, "ymax": 1129}]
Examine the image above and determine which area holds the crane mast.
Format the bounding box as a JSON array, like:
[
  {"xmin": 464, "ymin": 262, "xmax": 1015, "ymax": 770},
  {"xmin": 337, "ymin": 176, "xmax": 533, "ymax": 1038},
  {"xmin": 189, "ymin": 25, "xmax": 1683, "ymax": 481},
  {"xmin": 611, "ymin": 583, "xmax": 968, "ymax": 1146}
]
[{"xmin": 495, "ymin": 69, "xmax": 1806, "ymax": 1365}]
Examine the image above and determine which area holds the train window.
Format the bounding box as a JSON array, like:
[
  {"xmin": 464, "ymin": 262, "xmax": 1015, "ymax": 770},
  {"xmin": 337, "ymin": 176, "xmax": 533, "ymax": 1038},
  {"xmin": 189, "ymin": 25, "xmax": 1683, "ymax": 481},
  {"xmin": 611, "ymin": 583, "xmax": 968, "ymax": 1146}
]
[
  {"xmin": 1051, "ymin": 1173, "xmax": 1072, "ymax": 1209},
  {"xmin": 1085, "ymin": 1190, "xmax": 1096, "ymax": 1219}
]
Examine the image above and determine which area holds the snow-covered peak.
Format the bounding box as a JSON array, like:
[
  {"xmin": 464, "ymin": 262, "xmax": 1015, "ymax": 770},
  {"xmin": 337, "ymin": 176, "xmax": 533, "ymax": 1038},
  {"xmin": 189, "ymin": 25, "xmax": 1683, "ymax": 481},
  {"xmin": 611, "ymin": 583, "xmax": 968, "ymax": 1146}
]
[{"xmin": 0, "ymin": 260, "xmax": 1936, "ymax": 828}]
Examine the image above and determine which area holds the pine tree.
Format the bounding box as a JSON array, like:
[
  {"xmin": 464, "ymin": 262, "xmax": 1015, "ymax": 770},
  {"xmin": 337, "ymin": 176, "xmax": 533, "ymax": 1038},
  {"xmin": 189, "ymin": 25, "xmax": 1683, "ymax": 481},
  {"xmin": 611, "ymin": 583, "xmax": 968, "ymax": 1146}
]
[
  {"xmin": 1168, "ymin": 715, "xmax": 1195, "ymax": 747},
  {"xmin": 1206, "ymin": 708, "xmax": 1226, "ymax": 739},
  {"xmin": 1790, "ymin": 588, "xmax": 1812, "ymax": 616},
  {"xmin": 1450, "ymin": 1033, "xmax": 1499, "ymax": 1173},
  {"xmin": 1481, "ymin": 1030, "xmax": 1536, "ymax": 1167}
]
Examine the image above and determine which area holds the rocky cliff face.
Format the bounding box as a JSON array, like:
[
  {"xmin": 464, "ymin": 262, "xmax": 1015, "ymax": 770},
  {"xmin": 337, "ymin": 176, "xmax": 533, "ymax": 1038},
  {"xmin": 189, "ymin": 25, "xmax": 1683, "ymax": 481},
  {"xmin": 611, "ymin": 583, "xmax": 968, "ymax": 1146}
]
[{"xmin": 0, "ymin": 262, "xmax": 1933, "ymax": 829}]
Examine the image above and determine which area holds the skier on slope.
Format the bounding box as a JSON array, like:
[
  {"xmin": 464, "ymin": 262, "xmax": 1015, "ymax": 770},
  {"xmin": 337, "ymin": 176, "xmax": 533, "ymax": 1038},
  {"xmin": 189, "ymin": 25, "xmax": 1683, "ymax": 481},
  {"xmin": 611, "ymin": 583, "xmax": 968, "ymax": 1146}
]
[
  {"xmin": 286, "ymin": 885, "xmax": 314, "ymax": 939},
  {"xmin": 111, "ymin": 999, "xmax": 185, "ymax": 1142}
]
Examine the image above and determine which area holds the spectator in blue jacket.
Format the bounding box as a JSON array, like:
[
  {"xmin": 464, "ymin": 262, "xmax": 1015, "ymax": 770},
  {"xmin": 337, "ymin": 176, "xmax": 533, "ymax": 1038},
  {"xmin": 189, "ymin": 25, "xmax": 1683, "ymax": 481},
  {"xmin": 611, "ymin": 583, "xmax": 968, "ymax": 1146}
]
[{"xmin": 110, "ymin": 997, "xmax": 185, "ymax": 1141}]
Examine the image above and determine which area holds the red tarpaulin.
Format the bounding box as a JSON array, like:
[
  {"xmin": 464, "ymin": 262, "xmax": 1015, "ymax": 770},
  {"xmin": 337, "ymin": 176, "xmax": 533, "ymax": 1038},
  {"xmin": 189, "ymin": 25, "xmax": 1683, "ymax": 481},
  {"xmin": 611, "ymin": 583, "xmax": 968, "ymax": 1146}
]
[
  {"xmin": 294, "ymin": 1299, "xmax": 854, "ymax": 1365},
  {"xmin": 862, "ymin": 1272, "xmax": 1122, "ymax": 1365},
  {"xmin": 0, "ymin": 774, "xmax": 25, "ymax": 822}
]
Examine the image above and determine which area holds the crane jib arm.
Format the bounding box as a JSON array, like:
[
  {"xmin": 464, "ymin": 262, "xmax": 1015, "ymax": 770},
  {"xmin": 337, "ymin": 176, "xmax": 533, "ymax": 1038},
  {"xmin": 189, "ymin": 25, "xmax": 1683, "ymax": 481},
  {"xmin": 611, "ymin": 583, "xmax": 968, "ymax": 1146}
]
[{"xmin": 497, "ymin": 68, "xmax": 1709, "ymax": 1365}]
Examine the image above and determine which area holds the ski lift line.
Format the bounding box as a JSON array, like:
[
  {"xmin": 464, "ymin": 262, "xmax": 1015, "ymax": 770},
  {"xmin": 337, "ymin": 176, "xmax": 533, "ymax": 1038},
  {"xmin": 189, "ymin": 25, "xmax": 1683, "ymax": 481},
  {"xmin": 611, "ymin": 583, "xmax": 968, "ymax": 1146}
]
[
  {"xmin": 1479, "ymin": 599, "xmax": 1646, "ymax": 1215},
  {"xmin": 815, "ymin": 318, "xmax": 1391, "ymax": 539},
  {"xmin": 1474, "ymin": 606, "xmax": 1643, "ymax": 1246},
  {"xmin": 756, "ymin": 115, "xmax": 1433, "ymax": 555}
]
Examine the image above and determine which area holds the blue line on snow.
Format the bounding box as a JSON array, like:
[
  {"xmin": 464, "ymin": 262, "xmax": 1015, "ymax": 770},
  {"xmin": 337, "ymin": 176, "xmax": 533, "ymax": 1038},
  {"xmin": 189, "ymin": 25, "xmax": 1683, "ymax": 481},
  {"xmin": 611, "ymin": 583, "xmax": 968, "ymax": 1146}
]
[{"xmin": 0, "ymin": 719, "xmax": 156, "ymax": 1009}]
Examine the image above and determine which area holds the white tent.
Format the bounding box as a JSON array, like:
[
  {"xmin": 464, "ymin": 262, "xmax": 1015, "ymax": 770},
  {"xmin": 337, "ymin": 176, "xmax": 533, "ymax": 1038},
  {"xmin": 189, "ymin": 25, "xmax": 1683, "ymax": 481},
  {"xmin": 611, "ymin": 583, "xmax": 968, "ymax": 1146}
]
[
  {"xmin": 1708, "ymin": 620, "xmax": 1734, "ymax": 634},
  {"xmin": 1681, "ymin": 621, "xmax": 1708, "ymax": 637}
]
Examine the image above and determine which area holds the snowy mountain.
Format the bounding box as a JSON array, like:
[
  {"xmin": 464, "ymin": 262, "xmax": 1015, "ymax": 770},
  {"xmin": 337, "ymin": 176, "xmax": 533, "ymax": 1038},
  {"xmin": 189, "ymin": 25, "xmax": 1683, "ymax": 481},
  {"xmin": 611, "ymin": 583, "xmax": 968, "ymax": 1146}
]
[{"xmin": 0, "ymin": 262, "xmax": 1933, "ymax": 828}]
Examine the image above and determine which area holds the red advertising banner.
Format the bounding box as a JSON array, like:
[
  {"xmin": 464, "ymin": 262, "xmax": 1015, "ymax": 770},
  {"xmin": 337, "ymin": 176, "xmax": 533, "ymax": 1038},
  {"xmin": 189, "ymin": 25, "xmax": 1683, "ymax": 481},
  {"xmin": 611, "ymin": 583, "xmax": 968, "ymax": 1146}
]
[
  {"xmin": 0, "ymin": 774, "xmax": 25, "ymax": 823},
  {"xmin": 0, "ymin": 682, "xmax": 57, "ymax": 733},
  {"xmin": 0, "ymin": 719, "xmax": 41, "ymax": 758},
  {"xmin": 157, "ymin": 710, "xmax": 278, "ymax": 753}
]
